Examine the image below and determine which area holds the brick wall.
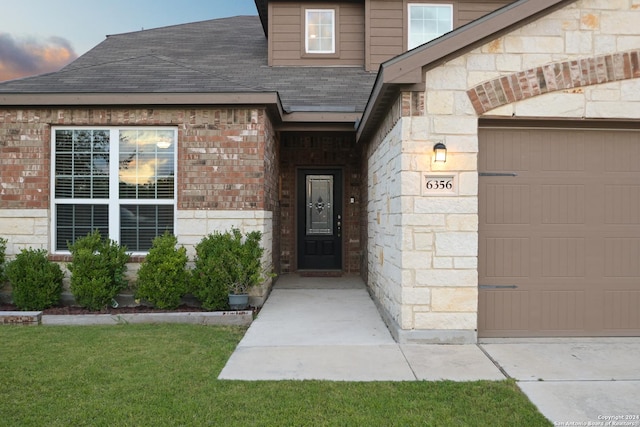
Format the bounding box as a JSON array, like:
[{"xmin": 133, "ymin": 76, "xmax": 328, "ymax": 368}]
[
  {"xmin": 0, "ymin": 107, "xmax": 278, "ymax": 262},
  {"xmin": 0, "ymin": 111, "xmax": 51, "ymax": 209},
  {"xmin": 0, "ymin": 107, "xmax": 275, "ymax": 211},
  {"xmin": 279, "ymin": 132, "xmax": 361, "ymax": 273},
  {"xmin": 468, "ymin": 49, "xmax": 640, "ymax": 115}
]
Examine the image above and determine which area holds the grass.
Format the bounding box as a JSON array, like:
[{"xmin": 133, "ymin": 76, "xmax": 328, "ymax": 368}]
[{"xmin": 0, "ymin": 325, "xmax": 551, "ymax": 426}]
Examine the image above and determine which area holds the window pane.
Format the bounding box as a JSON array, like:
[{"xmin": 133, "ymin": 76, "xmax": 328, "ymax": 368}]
[
  {"xmin": 54, "ymin": 130, "xmax": 110, "ymax": 199},
  {"xmin": 120, "ymin": 204, "xmax": 174, "ymax": 252},
  {"xmin": 308, "ymin": 38, "xmax": 320, "ymax": 52},
  {"xmin": 119, "ymin": 130, "xmax": 175, "ymax": 200},
  {"xmin": 93, "ymin": 177, "xmax": 109, "ymax": 198},
  {"xmin": 156, "ymin": 176, "xmax": 174, "ymax": 199},
  {"xmin": 55, "ymin": 178, "xmax": 72, "ymax": 198},
  {"xmin": 56, "ymin": 204, "xmax": 108, "ymax": 251},
  {"xmin": 74, "ymin": 177, "xmax": 91, "ymax": 198},
  {"xmin": 55, "ymin": 130, "xmax": 73, "ymax": 152},
  {"xmin": 408, "ymin": 4, "xmax": 452, "ymax": 50},
  {"xmin": 306, "ymin": 10, "xmax": 334, "ymax": 53}
]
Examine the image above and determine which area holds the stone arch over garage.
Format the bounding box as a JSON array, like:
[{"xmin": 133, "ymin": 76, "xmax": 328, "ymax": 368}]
[{"xmin": 467, "ymin": 49, "xmax": 640, "ymax": 115}]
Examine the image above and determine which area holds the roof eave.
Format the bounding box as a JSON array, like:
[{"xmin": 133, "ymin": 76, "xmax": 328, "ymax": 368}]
[
  {"xmin": 0, "ymin": 92, "xmax": 286, "ymax": 127},
  {"xmin": 279, "ymin": 111, "xmax": 361, "ymax": 132},
  {"xmin": 0, "ymin": 92, "xmax": 280, "ymax": 107},
  {"xmin": 0, "ymin": 91, "xmax": 361, "ymax": 130}
]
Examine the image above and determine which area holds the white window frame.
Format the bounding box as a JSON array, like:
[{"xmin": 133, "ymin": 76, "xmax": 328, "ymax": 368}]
[
  {"xmin": 305, "ymin": 9, "xmax": 336, "ymax": 54},
  {"xmin": 408, "ymin": 3, "xmax": 453, "ymax": 50},
  {"xmin": 51, "ymin": 126, "xmax": 178, "ymax": 255}
]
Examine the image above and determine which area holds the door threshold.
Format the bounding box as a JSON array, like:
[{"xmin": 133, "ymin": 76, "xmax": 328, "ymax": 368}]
[{"xmin": 298, "ymin": 270, "xmax": 343, "ymax": 277}]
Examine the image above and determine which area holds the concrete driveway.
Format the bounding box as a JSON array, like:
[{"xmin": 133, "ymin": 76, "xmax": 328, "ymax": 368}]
[{"xmin": 480, "ymin": 339, "xmax": 640, "ymax": 425}]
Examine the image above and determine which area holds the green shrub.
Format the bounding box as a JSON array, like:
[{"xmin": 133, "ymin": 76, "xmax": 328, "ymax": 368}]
[
  {"xmin": 135, "ymin": 232, "xmax": 189, "ymax": 309},
  {"xmin": 5, "ymin": 248, "xmax": 64, "ymax": 310},
  {"xmin": 191, "ymin": 228, "xmax": 265, "ymax": 310},
  {"xmin": 67, "ymin": 230, "xmax": 129, "ymax": 311},
  {"xmin": 0, "ymin": 237, "xmax": 7, "ymax": 283}
]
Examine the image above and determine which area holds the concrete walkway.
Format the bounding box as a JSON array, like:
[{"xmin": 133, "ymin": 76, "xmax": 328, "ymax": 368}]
[
  {"xmin": 219, "ymin": 274, "xmax": 640, "ymax": 424},
  {"xmin": 218, "ymin": 274, "xmax": 503, "ymax": 381}
]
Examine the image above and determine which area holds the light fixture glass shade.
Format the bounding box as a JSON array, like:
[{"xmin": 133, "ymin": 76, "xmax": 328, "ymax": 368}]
[{"xmin": 433, "ymin": 142, "xmax": 447, "ymax": 162}]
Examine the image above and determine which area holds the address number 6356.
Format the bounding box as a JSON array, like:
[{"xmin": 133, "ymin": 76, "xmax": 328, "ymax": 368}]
[{"xmin": 425, "ymin": 179, "xmax": 453, "ymax": 190}]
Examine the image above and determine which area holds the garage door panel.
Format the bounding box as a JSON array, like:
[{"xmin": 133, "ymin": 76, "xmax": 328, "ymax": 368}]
[
  {"xmin": 482, "ymin": 183, "xmax": 530, "ymax": 224},
  {"xmin": 480, "ymin": 237, "xmax": 530, "ymax": 278},
  {"xmin": 542, "ymin": 184, "xmax": 585, "ymax": 224},
  {"xmin": 540, "ymin": 290, "xmax": 586, "ymax": 331},
  {"xmin": 479, "ymin": 290, "xmax": 531, "ymax": 332},
  {"xmin": 604, "ymin": 238, "xmax": 640, "ymax": 277},
  {"xmin": 541, "ymin": 135, "xmax": 585, "ymax": 172},
  {"xmin": 604, "ymin": 291, "xmax": 640, "ymax": 330},
  {"xmin": 605, "ymin": 134, "xmax": 640, "ymax": 172},
  {"xmin": 605, "ymin": 185, "xmax": 640, "ymax": 224},
  {"xmin": 479, "ymin": 127, "xmax": 640, "ymax": 338},
  {"xmin": 541, "ymin": 237, "xmax": 585, "ymax": 278},
  {"xmin": 479, "ymin": 130, "xmax": 531, "ymax": 172}
]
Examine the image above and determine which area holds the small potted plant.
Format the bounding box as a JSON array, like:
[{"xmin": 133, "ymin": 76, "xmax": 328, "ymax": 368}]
[{"xmin": 226, "ymin": 229, "xmax": 265, "ymax": 310}]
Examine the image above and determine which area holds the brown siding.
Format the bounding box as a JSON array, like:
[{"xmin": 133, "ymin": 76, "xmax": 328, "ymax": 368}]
[
  {"xmin": 270, "ymin": 2, "xmax": 365, "ymax": 66},
  {"xmin": 458, "ymin": 1, "xmax": 512, "ymax": 26},
  {"xmin": 367, "ymin": 0, "xmax": 404, "ymax": 71},
  {"xmin": 366, "ymin": 0, "xmax": 513, "ymax": 71}
]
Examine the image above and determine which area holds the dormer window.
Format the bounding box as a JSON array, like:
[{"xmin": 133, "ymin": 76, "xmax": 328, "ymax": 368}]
[
  {"xmin": 305, "ymin": 9, "xmax": 336, "ymax": 54},
  {"xmin": 408, "ymin": 3, "xmax": 453, "ymax": 50}
]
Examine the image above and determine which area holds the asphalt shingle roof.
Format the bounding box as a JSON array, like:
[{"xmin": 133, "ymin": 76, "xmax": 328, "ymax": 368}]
[{"xmin": 0, "ymin": 16, "xmax": 377, "ymax": 113}]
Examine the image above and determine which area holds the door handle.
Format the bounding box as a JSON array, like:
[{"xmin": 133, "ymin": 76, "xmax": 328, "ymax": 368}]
[{"xmin": 337, "ymin": 214, "xmax": 341, "ymax": 237}]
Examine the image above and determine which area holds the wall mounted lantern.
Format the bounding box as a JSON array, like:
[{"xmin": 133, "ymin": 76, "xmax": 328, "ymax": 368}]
[{"xmin": 433, "ymin": 142, "xmax": 447, "ymax": 162}]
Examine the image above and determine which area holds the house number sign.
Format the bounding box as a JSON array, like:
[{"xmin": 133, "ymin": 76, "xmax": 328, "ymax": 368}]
[{"xmin": 422, "ymin": 173, "xmax": 457, "ymax": 196}]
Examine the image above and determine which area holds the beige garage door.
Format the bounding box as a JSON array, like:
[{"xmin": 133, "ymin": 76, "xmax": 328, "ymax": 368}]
[{"xmin": 479, "ymin": 126, "xmax": 640, "ymax": 338}]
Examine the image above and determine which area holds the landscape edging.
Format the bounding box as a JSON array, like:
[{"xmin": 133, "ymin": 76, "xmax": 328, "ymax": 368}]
[{"xmin": 32, "ymin": 311, "xmax": 252, "ymax": 326}]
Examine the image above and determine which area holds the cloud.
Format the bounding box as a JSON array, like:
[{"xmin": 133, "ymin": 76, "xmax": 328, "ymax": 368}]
[{"xmin": 0, "ymin": 33, "xmax": 78, "ymax": 81}]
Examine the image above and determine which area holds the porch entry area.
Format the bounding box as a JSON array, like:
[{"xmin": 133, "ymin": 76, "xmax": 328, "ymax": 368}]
[{"xmin": 278, "ymin": 132, "xmax": 363, "ymax": 274}]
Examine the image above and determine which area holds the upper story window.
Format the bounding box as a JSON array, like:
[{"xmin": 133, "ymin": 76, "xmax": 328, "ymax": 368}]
[
  {"xmin": 408, "ymin": 3, "xmax": 453, "ymax": 50},
  {"xmin": 305, "ymin": 9, "xmax": 336, "ymax": 54},
  {"xmin": 52, "ymin": 128, "xmax": 177, "ymax": 253}
]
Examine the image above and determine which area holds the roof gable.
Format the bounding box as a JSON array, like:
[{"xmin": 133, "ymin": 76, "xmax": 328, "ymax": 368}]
[{"xmin": 357, "ymin": 0, "xmax": 577, "ymax": 141}]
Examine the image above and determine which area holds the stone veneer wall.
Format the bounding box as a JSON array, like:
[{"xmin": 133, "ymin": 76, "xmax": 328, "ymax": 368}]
[
  {"xmin": 368, "ymin": 0, "xmax": 640, "ymax": 343},
  {"xmin": 0, "ymin": 107, "xmax": 278, "ymax": 304}
]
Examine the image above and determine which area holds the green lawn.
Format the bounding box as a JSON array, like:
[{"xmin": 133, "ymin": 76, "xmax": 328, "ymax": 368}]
[{"xmin": 0, "ymin": 325, "xmax": 551, "ymax": 426}]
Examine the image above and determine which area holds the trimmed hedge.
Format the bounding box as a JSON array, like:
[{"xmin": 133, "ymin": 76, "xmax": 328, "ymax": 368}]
[
  {"xmin": 6, "ymin": 248, "xmax": 64, "ymax": 310},
  {"xmin": 67, "ymin": 231, "xmax": 129, "ymax": 311},
  {"xmin": 135, "ymin": 232, "xmax": 189, "ymax": 309}
]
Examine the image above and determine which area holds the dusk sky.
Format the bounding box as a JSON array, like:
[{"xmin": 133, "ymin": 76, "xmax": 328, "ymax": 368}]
[{"xmin": 0, "ymin": 0, "xmax": 258, "ymax": 81}]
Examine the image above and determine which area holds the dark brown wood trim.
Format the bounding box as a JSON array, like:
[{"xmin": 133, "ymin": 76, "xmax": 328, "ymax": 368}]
[
  {"xmin": 479, "ymin": 116, "xmax": 640, "ymax": 130},
  {"xmin": 0, "ymin": 92, "xmax": 281, "ymax": 107}
]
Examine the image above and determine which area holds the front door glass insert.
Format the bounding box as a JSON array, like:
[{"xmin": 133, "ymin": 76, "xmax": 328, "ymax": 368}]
[{"xmin": 306, "ymin": 175, "xmax": 333, "ymax": 235}]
